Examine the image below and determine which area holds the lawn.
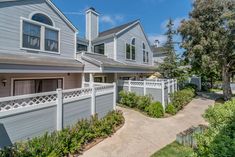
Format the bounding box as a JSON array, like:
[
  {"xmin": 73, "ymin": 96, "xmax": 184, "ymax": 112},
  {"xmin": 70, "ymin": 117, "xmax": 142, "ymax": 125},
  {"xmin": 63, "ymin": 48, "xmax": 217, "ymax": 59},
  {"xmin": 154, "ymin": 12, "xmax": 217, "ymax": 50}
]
[{"xmin": 151, "ymin": 141, "xmax": 194, "ymax": 157}]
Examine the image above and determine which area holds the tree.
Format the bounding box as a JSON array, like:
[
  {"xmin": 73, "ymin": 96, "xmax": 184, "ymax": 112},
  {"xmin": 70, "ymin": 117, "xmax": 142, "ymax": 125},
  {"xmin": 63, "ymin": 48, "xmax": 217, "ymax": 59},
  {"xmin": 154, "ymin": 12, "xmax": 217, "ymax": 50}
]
[
  {"xmin": 179, "ymin": 0, "xmax": 235, "ymax": 100},
  {"xmin": 159, "ymin": 19, "xmax": 179, "ymax": 78}
]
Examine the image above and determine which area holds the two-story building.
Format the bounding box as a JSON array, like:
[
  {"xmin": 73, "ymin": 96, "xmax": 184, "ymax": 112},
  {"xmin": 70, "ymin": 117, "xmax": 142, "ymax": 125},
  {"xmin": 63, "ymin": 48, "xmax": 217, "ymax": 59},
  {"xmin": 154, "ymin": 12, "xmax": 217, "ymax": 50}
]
[
  {"xmin": 0, "ymin": 0, "xmax": 83, "ymax": 97},
  {"xmin": 76, "ymin": 8, "xmax": 156, "ymax": 84},
  {"xmin": 0, "ymin": 0, "xmax": 156, "ymax": 98}
]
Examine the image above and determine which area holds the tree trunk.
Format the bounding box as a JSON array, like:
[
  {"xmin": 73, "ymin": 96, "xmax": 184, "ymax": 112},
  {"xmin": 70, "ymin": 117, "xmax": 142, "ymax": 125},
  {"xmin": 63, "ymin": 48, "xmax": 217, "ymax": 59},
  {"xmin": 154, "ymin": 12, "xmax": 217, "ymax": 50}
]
[{"xmin": 222, "ymin": 64, "xmax": 232, "ymax": 100}]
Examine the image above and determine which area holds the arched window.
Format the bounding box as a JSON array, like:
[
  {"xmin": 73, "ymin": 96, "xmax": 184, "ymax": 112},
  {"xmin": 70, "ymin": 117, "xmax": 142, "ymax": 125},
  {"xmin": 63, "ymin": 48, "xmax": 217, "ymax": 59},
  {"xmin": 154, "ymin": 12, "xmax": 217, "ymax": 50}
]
[
  {"xmin": 143, "ymin": 43, "xmax": 149, "ymax": 63},
  {"xmin": 126, "ymin": 38, "xmax": 136, "ymax": 60},
  {"xmin": 32, "ymin": 13, "xmax": 53, "ymax": 26}
]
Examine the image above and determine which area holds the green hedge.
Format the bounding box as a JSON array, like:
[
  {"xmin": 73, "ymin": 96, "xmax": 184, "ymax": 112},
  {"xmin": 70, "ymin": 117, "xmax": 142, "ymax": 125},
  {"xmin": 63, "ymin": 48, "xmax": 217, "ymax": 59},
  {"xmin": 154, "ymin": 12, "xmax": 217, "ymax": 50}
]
[
  {"xmin": 169, "ymin": 87, "xmax": 195, "ymax": 113},
  {"xmin": 119, "ymin": 91, "xmax": 164, "ymax": 118},
  {"xmin": 195, "ymin": 100, "xmax": 235, "ymax": 157},
  {"xmin": 0, "ymin": 111, "xmax": 124, "ymax": 157}
]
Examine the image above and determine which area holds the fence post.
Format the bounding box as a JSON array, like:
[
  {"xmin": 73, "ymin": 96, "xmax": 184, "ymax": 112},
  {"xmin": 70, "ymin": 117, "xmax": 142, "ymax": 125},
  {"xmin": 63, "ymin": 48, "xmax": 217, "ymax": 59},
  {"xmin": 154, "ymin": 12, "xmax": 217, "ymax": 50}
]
[
  {"xmin": 143, "ymin": 80, "xmax": 146, "ymax": 96},
  {"xmin": 161, "ymin": 81, "xmax": 165, "ymax": 111},
  {"xmin": 113, "ymin": 82, "xmax": 117, "ymax": 110},
  {"xmin": 91, "ymin": 86, "xmax": 96, "ymax": 116},
  {"xmin": 175, "ymin": 79, "xmax": 178, "ymax": 91},
  {"xmin": 128, "ymin": 80, "xmax": 131, "ymax": 92},
  {"xmin": 56, "ymin": 88, "xmax": 63, "ymax": 131}
]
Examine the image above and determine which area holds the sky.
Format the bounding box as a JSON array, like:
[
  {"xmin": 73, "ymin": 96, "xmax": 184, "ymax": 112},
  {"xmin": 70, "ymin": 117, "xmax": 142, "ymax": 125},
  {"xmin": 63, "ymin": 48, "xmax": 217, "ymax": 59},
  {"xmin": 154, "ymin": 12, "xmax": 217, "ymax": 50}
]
[{"xmin": 52, "ymin": 0, "xmax": 193, "ymax": 53}]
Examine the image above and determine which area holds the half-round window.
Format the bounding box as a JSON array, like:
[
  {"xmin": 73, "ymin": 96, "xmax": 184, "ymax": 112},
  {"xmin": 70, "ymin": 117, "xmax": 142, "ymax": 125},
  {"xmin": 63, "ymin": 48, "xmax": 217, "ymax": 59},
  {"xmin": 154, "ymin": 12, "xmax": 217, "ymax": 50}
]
[{"xmin": 32, "ymin": 13, "xmax": 53, "ymax": 26}]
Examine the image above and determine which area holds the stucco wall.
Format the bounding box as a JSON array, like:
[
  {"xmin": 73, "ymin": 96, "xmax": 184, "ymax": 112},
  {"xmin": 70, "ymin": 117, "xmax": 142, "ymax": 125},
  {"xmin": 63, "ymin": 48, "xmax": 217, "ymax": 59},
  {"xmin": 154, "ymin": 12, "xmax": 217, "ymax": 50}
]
[{"xmin": 0, "ymin": 73, "xmax": 82, "ymax": 97}]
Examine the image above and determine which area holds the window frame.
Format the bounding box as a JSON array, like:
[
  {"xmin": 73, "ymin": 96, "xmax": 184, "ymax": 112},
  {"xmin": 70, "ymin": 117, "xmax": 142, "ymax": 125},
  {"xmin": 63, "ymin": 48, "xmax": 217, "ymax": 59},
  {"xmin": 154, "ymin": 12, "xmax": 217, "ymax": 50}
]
[
  {"xmin": 20, "ymin": 17, "xmax": 60, "ymax": 54},
  {"xmin": 125, "ymin": 37, "xmax": 136, "ymax": 61},
  {"xmin": 142, "ymin": 42, "xmax": 149, "ymax": 63},
  {"xmin": 94, "ymin": 43, "xmax": 105, "ymax": 55}
]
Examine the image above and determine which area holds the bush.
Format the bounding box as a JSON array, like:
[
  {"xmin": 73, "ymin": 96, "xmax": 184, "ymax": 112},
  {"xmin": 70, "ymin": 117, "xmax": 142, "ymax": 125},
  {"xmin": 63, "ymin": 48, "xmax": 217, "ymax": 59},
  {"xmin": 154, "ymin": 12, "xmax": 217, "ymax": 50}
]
[
  {"xmin": 195, "ymin": 99, "xmax": 235, "ymax": 157},
  {"xmin": 170, "ymin": 88, "xmax": 195, "ymax": 111},
  {"xmin": 165, "ymin": 103, "xmax": 177, "ymax": 115},
  {"xmin": 119, "ymin": 91, "xmax": 139, "ymax": 108},
  {"xmin": 145, "ymin": 102, "xmax": 164, "ymax": 118},
  {"xmin": 0, "ymin": 111, "xmax": 124, "ymax": 157},
  {"xmin": 137, "ymin": 95, "xmax": 152, "ymax": 110}
]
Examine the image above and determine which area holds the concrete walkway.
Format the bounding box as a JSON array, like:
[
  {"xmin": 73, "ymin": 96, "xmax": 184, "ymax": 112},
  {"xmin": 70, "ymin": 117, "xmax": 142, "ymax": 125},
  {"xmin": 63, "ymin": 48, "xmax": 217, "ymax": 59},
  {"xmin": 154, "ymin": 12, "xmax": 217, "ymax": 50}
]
[{"xmin": 81, "ymin": 97, "xmax": 214, "ymax": 157}]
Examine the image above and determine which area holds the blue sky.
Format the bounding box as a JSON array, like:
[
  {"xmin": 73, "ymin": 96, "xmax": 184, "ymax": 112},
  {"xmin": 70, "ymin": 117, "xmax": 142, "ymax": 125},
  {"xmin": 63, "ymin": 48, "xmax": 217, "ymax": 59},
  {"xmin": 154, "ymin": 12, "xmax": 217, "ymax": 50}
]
[{"xmin": 52, "ymin": 0, "xmax": 193, "ymax": 52}]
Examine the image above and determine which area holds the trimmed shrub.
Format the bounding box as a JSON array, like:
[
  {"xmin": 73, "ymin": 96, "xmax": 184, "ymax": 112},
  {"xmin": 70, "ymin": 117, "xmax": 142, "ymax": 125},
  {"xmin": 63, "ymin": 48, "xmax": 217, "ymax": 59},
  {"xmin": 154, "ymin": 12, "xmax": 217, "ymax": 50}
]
[
  {"xmin": 137, "ymin": 95, "xmax": 152, "ymax": 110},
  {"xmin": 119, "ymin": 91, "xmax": 139, "ymax": 108},
  {"xmin": 145, "ymin": 102, "xmax": 164, "ymax": 118},
  {"xmin": 170, "ymin": 87, "xmax": 195, "ymax": 111},
  {"xmin": 0, "ymin": 111, "xmax": 124, "ymax": 157},
  {"xmin": 184, "ymin": 83, "xmax": 198, "ymax": 91},
  {"xmin": 165, "ymin": 103, "xmax": 177, "ymax": 115}
]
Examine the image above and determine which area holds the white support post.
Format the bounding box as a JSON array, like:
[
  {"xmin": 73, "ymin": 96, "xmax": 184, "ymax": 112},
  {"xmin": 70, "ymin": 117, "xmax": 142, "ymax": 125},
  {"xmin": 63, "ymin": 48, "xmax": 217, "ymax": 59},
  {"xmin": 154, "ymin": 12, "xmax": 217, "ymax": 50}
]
[
  {"xmin": 161, "ymin": 81, "xmax": 165, "ymax": 111},
  {"xmin": 82, "ymin": 73, "xmax": 85, "ymax": 88},
  {"xmin": 113, "ymin": 82, "xmax": 117, "ymax": 110},
  {"xmin": 128, "ymin": 80, "xmax": 131, "ymax": 92},
  {"xmin": 56, "ymin": 88, "xmax": 63, "ymax": 131},
  {"xmin": 91, "ymin": 85, "xmax": 96, "ymax": 116},
  {"xmin": 89, "ymin": 73, "xmax": 94, "ymax": 87},
  {"xmin": 172, "ymin": 79, "xmax": 175, "ymax": 93},
  {"xmin": 143, "ymin": 80, "xmax": 146, "ymax": 96},
  {"xmin": 175, "ymin": 79, "xmax": 178, "ymax": 91}
]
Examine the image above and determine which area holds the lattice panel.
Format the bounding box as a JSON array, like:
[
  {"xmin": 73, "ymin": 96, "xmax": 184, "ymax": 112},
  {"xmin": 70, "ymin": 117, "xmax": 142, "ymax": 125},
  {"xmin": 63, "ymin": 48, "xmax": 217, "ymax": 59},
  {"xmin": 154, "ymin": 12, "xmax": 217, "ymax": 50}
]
[
  {"xmin": 130, "ymin": 81, "xmax": 144, "ymax": 86},
  {"xmin": 0, "ymin": 94, "xmax": 57, "ymax": 112},
  {"xmin": 63, "ymin": 88, "xmax": 92, "ymax": 100}
]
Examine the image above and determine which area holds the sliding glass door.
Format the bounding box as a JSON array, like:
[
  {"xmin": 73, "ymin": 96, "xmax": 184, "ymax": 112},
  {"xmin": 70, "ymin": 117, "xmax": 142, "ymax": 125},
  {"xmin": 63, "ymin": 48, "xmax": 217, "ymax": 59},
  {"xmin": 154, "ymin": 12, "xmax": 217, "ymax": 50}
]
[{"xmin": 13, "ymin": 78, "xmax": 63, "ymax": 96}]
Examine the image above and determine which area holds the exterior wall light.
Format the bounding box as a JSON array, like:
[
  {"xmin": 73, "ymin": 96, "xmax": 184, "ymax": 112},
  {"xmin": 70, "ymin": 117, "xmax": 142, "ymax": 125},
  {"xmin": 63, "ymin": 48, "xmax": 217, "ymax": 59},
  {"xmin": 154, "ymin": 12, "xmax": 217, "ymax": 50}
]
[{"xmin": 2, "ymin": 79, "xmax": 7, "ymax": 87}]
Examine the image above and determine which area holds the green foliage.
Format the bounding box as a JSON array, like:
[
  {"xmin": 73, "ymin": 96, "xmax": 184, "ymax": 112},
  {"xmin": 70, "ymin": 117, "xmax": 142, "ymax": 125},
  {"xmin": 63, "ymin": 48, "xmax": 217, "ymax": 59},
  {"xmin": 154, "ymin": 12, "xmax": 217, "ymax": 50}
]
[
  {"xmin": 195, "ymin": 99, "xmax": 235, "ymax": 157},
  {"xmin": 179, "ymin": 0, "xmax": 235, "ymax": 100},
  {"xmin": 119, "ymin": 90, "xmax": 139, "ymax": 108},
  {"xmin": 0, "ymin": 111, "xmax": 124, "ymax": 157},
  {"xmin": 137, "ymin": 95, "xmax": 152, "ymax": 111},
  {"xmin": 119, "ymin": 91, "xmax": 164, "ymax": 118},
  {"xmin": 165, "ymin": 103, "xmax": 177, "ymax": 115},
  {"xmin": 183, "ymin": 83, "xmax": 198, "ymax": 91},
  {"xmin": 145, "ymin": 102, "xmax": 164, "ymax": 118},
  {"xmin": 170, "ymin": 87, "xmax": 195, "ymax": 111}
]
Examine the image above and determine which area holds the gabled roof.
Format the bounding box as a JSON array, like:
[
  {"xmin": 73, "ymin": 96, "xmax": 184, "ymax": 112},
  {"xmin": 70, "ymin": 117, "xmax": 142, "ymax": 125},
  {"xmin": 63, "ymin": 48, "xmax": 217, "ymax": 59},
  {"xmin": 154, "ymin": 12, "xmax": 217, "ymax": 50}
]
[
  {"xmin": 0, "ymin": 0, "xmax": 78, "ymax": 32},
  {"xmin": 98, "ymin": 20, "xmax": 139, "ymax": 38}
]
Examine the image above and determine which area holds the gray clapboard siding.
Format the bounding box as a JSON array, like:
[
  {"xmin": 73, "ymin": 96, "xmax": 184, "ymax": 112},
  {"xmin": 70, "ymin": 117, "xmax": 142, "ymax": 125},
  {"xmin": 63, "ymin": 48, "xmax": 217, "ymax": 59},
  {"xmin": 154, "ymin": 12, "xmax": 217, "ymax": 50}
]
[
  {"xmin": 0, "ymin": 105, "xmax": 56, "ymax": 147},
  {"xmin": 63, "ymin": 98, "xmax": 91, "ymax": 127},
  {"xmin": 116, "ymin": 24, "xmax": 153, "ymax": 65},
  {"xmin": 95, "ymin": 93, "xmax": 114, "ymax": 118},
  {"xmin": 0, "ymin": 0, "xmax": 75, "ymax": 58}
]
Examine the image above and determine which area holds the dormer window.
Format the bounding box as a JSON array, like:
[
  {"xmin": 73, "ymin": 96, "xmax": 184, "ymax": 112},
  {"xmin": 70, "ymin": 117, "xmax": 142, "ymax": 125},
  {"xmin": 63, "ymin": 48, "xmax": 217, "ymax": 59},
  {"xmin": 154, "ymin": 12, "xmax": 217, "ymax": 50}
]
[
  {"xmin": 21, "ymin": 13, "xmax": 60, "ymax": 54},
  {"xmin": 126, "ymin": 38, "xmax": 136, "ymax": 61}
]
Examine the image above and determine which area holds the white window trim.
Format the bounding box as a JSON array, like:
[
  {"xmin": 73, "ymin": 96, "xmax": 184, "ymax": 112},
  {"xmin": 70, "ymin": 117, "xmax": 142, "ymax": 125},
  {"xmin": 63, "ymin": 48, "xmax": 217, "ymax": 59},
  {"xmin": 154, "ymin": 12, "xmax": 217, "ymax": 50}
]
[
  {"xmin": 125, "ymin": 37, "xmax": 136, "ymax": 61},
  {"xmin": 143, "ymin": 42, "xmax": 149, "ymax": 64},
  {"xmin": 94, "ymin": 75, "xmax": 107, "ymax": 83},
  {"xmin": 11, "ymin": 77, "xmax": 65, "ymax": 96},
  {"xmin": 20, "ymin": 17, "xmax": 61, "ymax": 55}
]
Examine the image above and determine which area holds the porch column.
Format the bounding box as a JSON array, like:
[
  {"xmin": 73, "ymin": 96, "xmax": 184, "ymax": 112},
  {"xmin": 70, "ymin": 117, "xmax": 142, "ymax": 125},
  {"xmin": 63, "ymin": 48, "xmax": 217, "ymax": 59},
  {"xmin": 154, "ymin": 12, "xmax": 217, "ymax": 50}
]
[
  {"xmin": 89, "ymin": 73, "xmax": 94, "ymax": 87},
  {"xmin": 82, "ymin": 73, "xmax": 85, "ymax": 88},
  {"xmin": 114, "ymin": 73, "xmax": 118, "ymax": 83}
]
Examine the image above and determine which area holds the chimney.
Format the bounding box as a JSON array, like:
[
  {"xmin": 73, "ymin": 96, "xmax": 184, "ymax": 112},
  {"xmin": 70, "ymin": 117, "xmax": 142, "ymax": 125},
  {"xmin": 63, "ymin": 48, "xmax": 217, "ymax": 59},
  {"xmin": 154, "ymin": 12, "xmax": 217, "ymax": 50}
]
[
  {"xmin": 154, "ymin": 39, "xmax": 160, "ymax": 47},
  {"xmin": 86, "ymin": 7, "xmax": 99, "ymax": 52}
]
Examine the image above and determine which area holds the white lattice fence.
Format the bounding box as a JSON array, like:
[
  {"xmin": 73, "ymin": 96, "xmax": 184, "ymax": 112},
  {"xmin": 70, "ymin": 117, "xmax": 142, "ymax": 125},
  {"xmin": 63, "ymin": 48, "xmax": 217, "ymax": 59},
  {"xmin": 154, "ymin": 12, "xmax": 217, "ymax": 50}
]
[{"xmin": 0, "ymin": 91, "xmax": 57, "ymax": 112}]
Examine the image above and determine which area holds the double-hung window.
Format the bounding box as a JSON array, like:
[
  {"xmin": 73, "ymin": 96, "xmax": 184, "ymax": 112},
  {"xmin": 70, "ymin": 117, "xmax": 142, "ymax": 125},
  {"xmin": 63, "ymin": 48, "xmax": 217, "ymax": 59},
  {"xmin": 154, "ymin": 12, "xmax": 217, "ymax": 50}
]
[
  {"xmin": 21, "ymin": 13, "xmax": 59, "ymax": 53},
  {"xmin": 143, "ymin": 43, "xmax": 149, "ymax": 63},
  {"xmin": 126, "ymin": 38, "xmax": 136, "ymax": 60}
]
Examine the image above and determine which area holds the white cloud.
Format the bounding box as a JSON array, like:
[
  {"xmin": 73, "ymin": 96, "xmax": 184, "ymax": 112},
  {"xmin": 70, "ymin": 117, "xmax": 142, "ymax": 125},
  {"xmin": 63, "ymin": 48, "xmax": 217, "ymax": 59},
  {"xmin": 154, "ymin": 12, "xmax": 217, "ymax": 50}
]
[
  {"xmin": 100, "ymin": 14, "xmax": 124, "ymax": 26},
  {"xmin": 148, "ymin": 34, "xmax": 167, "ymax": 45}
]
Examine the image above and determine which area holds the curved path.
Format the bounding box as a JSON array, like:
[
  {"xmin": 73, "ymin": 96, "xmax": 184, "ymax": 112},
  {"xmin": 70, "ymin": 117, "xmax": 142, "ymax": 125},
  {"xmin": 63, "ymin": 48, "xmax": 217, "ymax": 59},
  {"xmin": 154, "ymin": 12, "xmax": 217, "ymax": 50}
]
[{"xmin": 81, "ymin": 97, "xmax": 214, "ymax": 157}]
